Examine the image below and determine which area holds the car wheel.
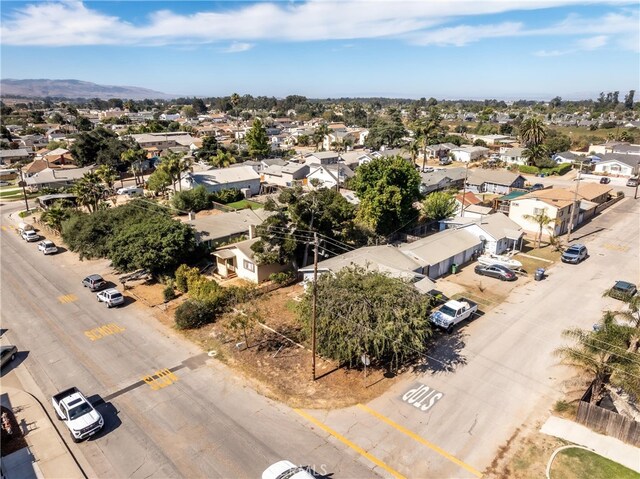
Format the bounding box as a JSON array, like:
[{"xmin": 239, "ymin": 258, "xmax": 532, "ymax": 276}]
[
  {"xmin": 10, "ymin": 354, "xmax": 15, "ymax": 361},
  {"xmin": 446, "ymin": 325, "xmax": 454, "ymax": 334},
  {"xmin": 71, "ymin": 432, "xmax": 81, "ymax": 443},
  {"xmin": 107, "ymin": 303, "xmax": 112, "ymax": 308}
]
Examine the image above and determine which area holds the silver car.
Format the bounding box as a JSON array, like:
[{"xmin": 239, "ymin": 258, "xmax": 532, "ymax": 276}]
[{"xmin": 96, "ymin": 288, "xmax": 125, "ymax": 308}]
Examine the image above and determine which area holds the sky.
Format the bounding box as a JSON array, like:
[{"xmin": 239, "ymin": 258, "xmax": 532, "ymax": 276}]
[{"xmin": 1, "ymin": 0, "xmax": 639, "ymax": 100}]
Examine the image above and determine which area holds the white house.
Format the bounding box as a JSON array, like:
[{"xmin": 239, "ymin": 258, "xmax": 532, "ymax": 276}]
[
  {"xmin": 160, "ymin": 113, "xmax": 180, "ymax": 121},
  {"xmin": 262, "ymin": 162, "xmax": 309, "ymax": 187},
  {"xmin": 442, "ymin": 213, "xmax": 524, "ymax": 254},
  {"xmin": 499, "ymin": 147, "xmax": 527, "ymax": 166},
  {"xmin": 213, "ymin": 238, "xmax": 289, "ymax": 283},
  {"xmin": 450, "ymin": 146, "xmax": 490, "ymax": 163},
  {"xmin": 508, "ymin": 189, "xmax": 579, "ymax": 237},
  {"xmin": 592, "ymin": 153, "xmax": 639, "ymax": 177},
  {"xmin": 306, "ymin": 164, "xmax": 354, "ymax": 189},
  {"xmin": 181, "ymin": 165, "xmax": 261, "ymax": 196}
]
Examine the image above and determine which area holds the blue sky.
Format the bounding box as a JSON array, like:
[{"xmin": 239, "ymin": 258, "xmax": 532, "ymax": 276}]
[{"xmin": 1, "ymin": 1, "xmax": 639, "ymax": 100}]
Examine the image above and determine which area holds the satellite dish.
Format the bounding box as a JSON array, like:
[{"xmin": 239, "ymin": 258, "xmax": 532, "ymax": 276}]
[{"xmin": 479, "ymin": 235, "xmax": 486, "ymax": 242}]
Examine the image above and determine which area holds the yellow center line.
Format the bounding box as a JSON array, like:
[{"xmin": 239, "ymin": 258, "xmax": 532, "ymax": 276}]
[
  {"xmin": 293, "ymin": 408, "xmax": 406, "ymax": 479},
  {"xmin": 357, "ymin": 404, "xmax": 483, "ymax": 478}
]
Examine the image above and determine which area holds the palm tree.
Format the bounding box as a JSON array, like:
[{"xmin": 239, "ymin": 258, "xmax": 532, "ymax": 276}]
[
  {"xmin": 210, "ymin": 150, "xmax": 236, "ymax": 168},
  {"xmin": 40, "ymin": 200, "xmax": 72, "ymax": 232},
  {"xmin": 160, "ymin": 152, "xmax": 185, "ymax": 192},
  {"xmin": 313, "ymin": 124, "xmax": 331, "ymax": 151},
  {"xmin": 522, "ymin": 144, "xmax": 550, "ymax": 168},
  {"xmin": 95, "ymin": 164, "xmax": 118, "ymax": 192},
  {"xmin": 404, "ymin": 139, "xmax": 420, "ymax": 168},
  {"xmin": 523, "ymin": 209, "xmax": 553, "ymax": 249},
  {"xmin": 73, "ymin": 172, "xmax": 107, "ymax": 213},
  {"xmin": 519, "ymin": 118, "xmax": 547, "ymax": 147}
]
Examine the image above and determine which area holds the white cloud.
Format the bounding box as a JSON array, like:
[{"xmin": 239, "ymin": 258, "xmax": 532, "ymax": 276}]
[
  {"xmin": 222, "ymin": 42, "xmax": 254, "ymax": 53},
  {"xmin": 534, "ymin": 49, "xmax": 571, "ymax": 57},
  {"xmin": 0, "ymin": 0, "xmax": 637, "ymax": 50},
  {"xmin": 575, "ymin": 35, "xmax": 608, "ymax": 49}
]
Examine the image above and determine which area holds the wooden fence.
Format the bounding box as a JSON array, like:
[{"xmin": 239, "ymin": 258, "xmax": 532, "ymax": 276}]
[{"xmin": 576, "ymin": 384, "xmax": 640, "ymax": 446}]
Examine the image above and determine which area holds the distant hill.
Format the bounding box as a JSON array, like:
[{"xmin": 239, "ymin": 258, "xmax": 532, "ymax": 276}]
[{"xmin": 0, "ymin": 79, "xmax": 174, "ymax": 100}]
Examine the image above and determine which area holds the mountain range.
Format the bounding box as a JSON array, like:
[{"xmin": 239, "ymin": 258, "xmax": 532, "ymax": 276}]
[{"xmin": 0, "ymin": 79, "xmax": 174, "ymax": 100}]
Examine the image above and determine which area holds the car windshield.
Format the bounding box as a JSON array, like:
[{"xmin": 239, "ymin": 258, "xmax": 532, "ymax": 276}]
[
  {"xmin": 566, "ymin": 247, "xmax": 581, "ymax": 254},
  {"xmin": 614, "ymin": 282, "xmax": 633, "ymax": 291},
  {"xmin": 68, "ymin": 402, "xmax": 92, "ymax": 420},
  {"xmin": 111, "ymin": 293, "xmax": 123, "ymax": 299},
  {"xmin": 439, "ymin": 305, "xmax": 457, "ymax": 317}
]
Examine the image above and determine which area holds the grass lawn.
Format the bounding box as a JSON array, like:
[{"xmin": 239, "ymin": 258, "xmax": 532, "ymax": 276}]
[
  {"xmin": 551, "ymin": 448, "xmax": 640, "ymax": 479},
  {"xmin": 225, "ymin": 199, "xmax": 263, "ymax": 210},
  {"xmin": 0, "ymin": 188, "xmax": 37, "ymax": 200}
]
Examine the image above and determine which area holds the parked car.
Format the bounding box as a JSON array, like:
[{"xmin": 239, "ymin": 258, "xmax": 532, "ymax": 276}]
[
  {"xmin": 561, "ymin": 244, "xmax": 588, "ymax": 264},
  {"xmin": 530, "ymin": 183, "xmax": 545, "ymax": 191},
  {"xmin": 82, "ymin": 274, "xmax": 107, "ymax": 292},
  {"xmin": 423, "ymin": 167, "xmax": 435, "ymax": 173},
  {"xmin": 627, "ymin": 177, "xmax": 639, "ymax": 187},
  {"xmin": 116, "ymin": 186, "xmax": 143, "ymax": 196},
  {"xmin": 38, "ymin": 240, "xmax": 58, "ymax": 255},
  {"xmin": 429, "ymin": 298, "xmax": 479, "ymax": 334},
  {"xmin": 96, "ymin": 288, "xmax": 125, "ymax": 308},
  {"xmin": 262, "ymin": 461, "xmax": 315, "ymax": 479},
  {"xmin": 0, "ymin": 345, "xmax": 18, "ymax": 368},
  {"xmin": 599, "ymin": 177, "xmax": 611, "ymax": 184},
  {"xmin": 474, "ymin": 264, "xmax": 517, "ymax": 281},
  {"xmin": 21, "ymin": 229, "xmax": 40, "ymax": 242},
  {"xmin": 608, "ymin": 280, "xmax": 638, "ymax": 300},
  {"xmin": 0, "ymin": 181, "xmax": 9, "ymax": 187}
]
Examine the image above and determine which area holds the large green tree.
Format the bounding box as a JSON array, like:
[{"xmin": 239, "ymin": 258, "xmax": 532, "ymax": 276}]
[
  {"xmin": 299, "ymin": 267, "xmax": 433, "ymax": 369},
  {"xmin": 421, "ymin": 191, "xmax": 458, "ymax": 222},
  {"xmin": 73, "ymin": 172, "xmax": 108, "ymax": 213},
  {"xmin": 245, "ymin": 118, "xmax": 270, "ymax": 158},
  {"xmin": 351, "ymin": 156, "xmax": 421, "ymax": 235},
  {"xmin": 364, "ymin": 109, "xmax": 407, "ymax": 150}
]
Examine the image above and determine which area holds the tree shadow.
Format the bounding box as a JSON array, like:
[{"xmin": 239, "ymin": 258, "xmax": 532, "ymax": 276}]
[{"xmin": 412, "ymin": 330, "xmax": 467, "ymax": 374}]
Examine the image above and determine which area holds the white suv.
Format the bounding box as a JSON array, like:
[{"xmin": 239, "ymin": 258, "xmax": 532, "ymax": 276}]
[
  {"xmin": 38, "ymin": 240, "xmax": 58, "ymax": 255},
  {"xmin": 22, "ymin": 230, "xmax": 40, "ymax": 242},
  {"xmin": 96, "ymin": 288, "xmax": 125, "ymax": 308}
]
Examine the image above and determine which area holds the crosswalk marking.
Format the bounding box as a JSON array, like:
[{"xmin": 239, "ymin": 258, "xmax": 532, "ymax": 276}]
[{"xmin": 58, "ymin": 294, "xmax": 78, "ymax": 304}]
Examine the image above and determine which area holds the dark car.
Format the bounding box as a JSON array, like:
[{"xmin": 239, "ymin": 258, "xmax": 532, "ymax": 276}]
[
  {"xmin": 561, "ymin": 244, "xmax": 588, "ymax": 264},
  {"xmin": 474, "ymin": 264, "xmax": 517, "ymax": 281},
  {"xmin": 627, "ymin": 177, "xmax": 639, "ymax": 187},
  {"xmin": 530, "ymin": 183, "xmax": 545, "ymax": 191},
  {"xmin": 599, "ymin": 177, "xmax": 611, "ymax": 184},
  {"xmin": 82, "ymin": 274, "xmax": 107, "ymax": 292},
  {"xmin": 609, "ymin": 281, "xmax": 638, "ymax": 300},
  {"xmin": 1, "ymin": 345, "xmax": 18, "ymax": 368}
]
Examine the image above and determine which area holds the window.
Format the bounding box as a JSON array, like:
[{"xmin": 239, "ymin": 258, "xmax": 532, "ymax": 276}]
[
  {"xmin": 533, "ymin": 207, "xmax": 545, "ymax": 215},
  {"xmin": 243, "ymin": 260, "xmax": 255, "ymax": 272}
]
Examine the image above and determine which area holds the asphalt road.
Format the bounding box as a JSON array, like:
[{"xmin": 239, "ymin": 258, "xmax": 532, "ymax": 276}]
[
  {"xmin": 297, "ymin": 195, "xmax": 640, "ymax": 478},
  {"xmin": 0, "ymin": 202, "xmax": 378, "ymax": 479}
]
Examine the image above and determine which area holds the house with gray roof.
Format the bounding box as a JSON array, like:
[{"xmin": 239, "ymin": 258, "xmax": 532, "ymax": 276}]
[
  {"xmin": 213, "ymin": 238, "xmax": 289, "ymax": 283},
  {"xmin": 0, "ymin": 148, "xmax": 31, "ymax": 166},
  {"xmin": 304, "ymin": 151, "xmax": 340, "ymax": 165},
  {"xmin": 420, "ymin": 167, "xmax": 467, "ymax": 194},
  {"xmin": 553, "ymin": 151, "xmax": 580, "ymax": 164},
  {"xmin": 593, "ymin": 153, "xmax": 640, "ymax": 177},
  {"xmin": 306, "ymin": 163, "xmax": 354, "ymax": 190},
  {"xmin": 262, "ymin": 162, "xmax": 309, "ymax": 187},
  {"xmin": 180, "ymin": 165, "xmax": 261, "ymax": 195},
  {"xmin": 499, "ymin": 147, "xmax": 527, "ymax": 166},
  {"xmin": 25, "ymin": 166, "xmax": 95, "ymax": 189},
  {"xmin": 466, "ymin": 170, "xmax": 526, "ymax": 195},
  {"xmin": 187, "ymin": 208, "xmax": 273, "ymax": 249},
  {"xmin": 399, "ymin": 228, "xmax": 483, "ymax": 279},
  {"xmin": 441, "ymin": 212, "xmax": 524, "ymax": 255}
]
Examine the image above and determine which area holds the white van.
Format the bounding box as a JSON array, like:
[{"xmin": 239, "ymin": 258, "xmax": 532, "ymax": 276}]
[{"xmin": 116, "ymin": 186, "xmax": 144, "ymax": 197}]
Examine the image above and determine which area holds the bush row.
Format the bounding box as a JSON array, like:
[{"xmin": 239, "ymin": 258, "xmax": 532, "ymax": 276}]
[{"xmin": 171, "ymin": 185, "xmax": 244, "ymax": 213}]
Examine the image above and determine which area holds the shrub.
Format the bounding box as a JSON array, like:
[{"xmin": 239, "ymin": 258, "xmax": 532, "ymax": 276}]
[
  {"xmin": 174, "ymin": 300, "xmax": 217, "ymax": 329},
  {"xmin": 270, "ymin": 271, "xmax": 295, "ymax": 285},
  {"xmin": 188, "ymin": 276, "xmax": 222, "ymax": 301},
  {"xmin": 163, "ymin": 284, "xmax": 177, "ymax": 302},
  {"xmin": 518, "ymin": 165, "xmax": 539, "ymax": 174},
  {"xmin": 171, "ymin": 185, "xmax": 213, "ymax": 213},
  {"xmin": 175, "ymin": 264, "xmax": 200, "ymax": 293},
  {"xmin": 211, "ymin": 188, "xmax": 244, "ymax": 204}
]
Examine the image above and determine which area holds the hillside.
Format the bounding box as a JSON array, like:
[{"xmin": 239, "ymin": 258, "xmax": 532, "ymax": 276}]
[{"xmin": 0, "ymin": 79, "xmax": 174, "ymax": 100}]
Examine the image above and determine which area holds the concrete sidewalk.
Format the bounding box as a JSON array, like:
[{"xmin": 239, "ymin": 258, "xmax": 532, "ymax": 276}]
[
  {"xmin": 1, "ymin": 374, "xmax": 86, "ymax": 479},
  {"xmin": 540, "ymin": 415, "xmax": 640, "ymax": 473}
]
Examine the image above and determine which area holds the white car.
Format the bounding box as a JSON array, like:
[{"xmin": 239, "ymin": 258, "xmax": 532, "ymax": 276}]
[
  {"xmin": 37, "ymin": 240, "xmax": 58, "ymax": 255},
  {"xmin": 96, "ymin": 288, "xmax": 125, "ymax": 308},
  {"xmin": 262, "ymin": 461, "xmax": 315, "ymax": 479},
  {"xmin": 21, "ymin": 230, "xmax": 40, "ymax": 242}
]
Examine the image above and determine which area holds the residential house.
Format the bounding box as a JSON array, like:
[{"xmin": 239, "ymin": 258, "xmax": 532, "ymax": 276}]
[
  {"xmin": 454, "ymin": 192, "xmax": 494, "ymax": 218},
  {"xmin": 468, "ymin": 134, "xmax": 514, "ymax": 146},
  {"xmin": 306, "ymin": 163, "xmax": 354, "ymax": 189},
  {"xmin": 499, "ymin": 147, "xmax": 527, "ymax": 166},
  {"xmin": 261, "ymin": 162, "xmax": 309, "ymax": 188},
  {"xmin": 553, "ymin": 151, "xmax": 580, "ymax": 164},
  {"xmin": 180, "ymin": 165, "xmax": 261, "ymax": 196},
  {"xmin": 588, "ymin": 141, "xmax": 630, "ymax": 156},
  {"xmin": 24, "ymin": 166, "xmax": 96, "ymax": 190},
  {"xmin": 304, "ymin": 151, "xmax": 340, "ymax": 166},
  {"xmin": 17, "ymin": 134, "xmax": 48, "ymax": 151},
  {"xmin": 322, "ymin": 131, "xmax": 357, "ymax": 151},
  {"xmin": 610, "ymin": 144, "xmax": 640, "ymax": 156},
  {"xmin": 441, "ymin": 213, "xmax": 524, "ymax": 254},
  {"xmin": 187, "ymin": 208, "xmax": 273, "ymax": 249},
  {"xmin": 466, "ymin": 170, "xmax": 526, "ymax": 195},
  {"xmin": 159, "ymin": 113, "xmax": 180, "ymax": 121},
  {"xmin": 419, "ymin": 167, "xmax": 467, "ymax": 194},
  {"xmin": 592, "ymin": 153, "xmax": 640, "ymax": 177},
  {"xmin": 297, "ymin": 245, "xmax": 434, "ymax": 292},
  {"xmin": 213, "ymin": 238, "xmax": 289, "ymax": 283},
  {"xmin": 0, "ymin": 148, "xmax": 31, "ymax": 166},
  {"xmin": 425, "ymin": 143, "xmax": 457, "ymax": 160},
  {"xmin": 450, "ymin": 146, "xmax": 490, "ymax": 163},
  {"xmin": 508, "ymin": 188, "xmax": 579, "ymax": 237},
  {"xmin": 566, "ymin": 183, "xmax": 613, "ymax": 205},
  {"xmin": 399, "ymin": 228, "xmax": 483, "ymax": 279},
  {"xmin": 493, "ymin": 190, "xmax": 529, "ymax": 215}
]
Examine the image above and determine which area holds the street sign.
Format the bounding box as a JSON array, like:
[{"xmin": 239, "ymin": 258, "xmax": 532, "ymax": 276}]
[{"xmin": 18, "ymin": 181, "xmax": 26, "ymax": 187}]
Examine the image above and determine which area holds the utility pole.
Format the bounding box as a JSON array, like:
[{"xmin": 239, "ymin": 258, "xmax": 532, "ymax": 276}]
[
  {"xmin": 18, "ymin": 166, "xmax": 30, "ymax": 212},
  {"xmin": 566, "ymin": 160, "xmax": 583, "ymax": 242},
  {"xmin": 311, "ymin": 232, "xmax": 319, "ymax": 381},
  {"xmin": 635, "ymin": 160, "xmax": 640, "ymax": 200},
  {"xmin": 461, "ymin": 161, "xmax": 470, "ymax": 218}
]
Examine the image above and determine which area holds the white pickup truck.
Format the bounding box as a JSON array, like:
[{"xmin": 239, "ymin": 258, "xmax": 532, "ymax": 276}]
[
  {"xmin": 51, "ymin": 387, "xmax": 103, "ymax": 442},
  {"xmin": 429, "ymin": 298, "xmax": 478, "ymax": 334}
]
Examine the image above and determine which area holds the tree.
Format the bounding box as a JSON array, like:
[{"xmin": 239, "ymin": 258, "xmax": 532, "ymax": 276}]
[
  {"xmin": 351, "ymin": 156, "xmax": 421, "ymax": 235},
  {"xmin": 624, "ymin": 90, "xmax": 635, "ymax": 110},
  {"xmin": 518, "ymin": 118, "xmax": 547, "ymax": 147},
  {"xmin": 108, "ymin": 215, "xmax": 196, "ymax": 276},
  {"xmin": 192, "ymin": 98, "xmax": 207, "ymax": 114},
  {"xmin": 543, "ymin": 131, "xmax": 572, "ymax": 156},
  {"xmin": 298, "ymin": 266, "xmax": 433, "ymax": 369},
  {"xmin": 412, "ymin": 109, "xmax": 444, "ymax": 170},
  {"xmin": 209, "ymin": 150, "xmax": 236, "ymax": 168},
  {"xmin": 181, "ymin": 105, "xmax": 197, "ymax": 119},
  {"xmin": 523, "ymin": 209, "xmax": 553, "ymax": 249},
  {"xmin": 421, "ymin": 191, "xmax": 457, "ymax": 222},
  {"xmin": 121, "ymin": 147, "xmax": 148, "ymax": 185},
  {"xmin": 40, "ymin": 201, "xmax": 72, "ymax": 232},
  {"xmin": 312, "ymin": 124, "xmax": 330, "ymax": 150},
  {"xmin": 196, "ymin": 135, "xmax": 219, "ymax": 162},
  {"xmin": 95, "ymin": 164, "xmax": 118, "ymax": 190},
  {"xmin": 74, "ymin": 116, "xmax": 94, "ymax": 132},
  {"xmin": 365, "ymin": 110, "xmax": 407, "ymax": 150},
  {"xmin": 146, "ymin": 168, "xmax": 172, "ymax": 197},
  {"xmin": 523, "ymin": 144, "xmax": 554, "ymax": 168},
  {"xmin": 245, "ymin": 118, "xmax": 270, "ymax": 158},
  {"xmin": 73, "ymin": 172, "xmax": 107, "ymax": 213}
]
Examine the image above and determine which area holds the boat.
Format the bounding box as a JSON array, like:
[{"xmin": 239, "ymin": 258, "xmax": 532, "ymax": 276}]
[{"xmin": 477, "ymin": 253, "xmax": 522, "ymax": 270}]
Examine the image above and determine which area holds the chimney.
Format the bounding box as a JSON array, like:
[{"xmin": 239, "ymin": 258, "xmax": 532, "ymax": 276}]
[{"xmin": 249, "ymin": 224, "xmax": 256, "ymax": 239}]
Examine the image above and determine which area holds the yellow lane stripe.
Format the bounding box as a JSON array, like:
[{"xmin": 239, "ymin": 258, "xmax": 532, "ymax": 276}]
[
  {"xmin": 357, "ymin": 404, "xmax": 483, "ymax": 478},
  {"xmin": 1, "ymin": 226, "xmax": 7, "ymax": 231},
  {"xmin": 58, "ymin": 294, "xmax": 78, "ymax": 304},
  {"xmin": 293, "ymin": 409, "xmax": 406, "ymax": 479}
]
